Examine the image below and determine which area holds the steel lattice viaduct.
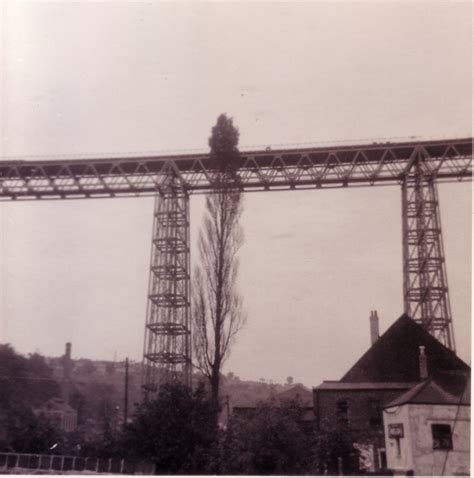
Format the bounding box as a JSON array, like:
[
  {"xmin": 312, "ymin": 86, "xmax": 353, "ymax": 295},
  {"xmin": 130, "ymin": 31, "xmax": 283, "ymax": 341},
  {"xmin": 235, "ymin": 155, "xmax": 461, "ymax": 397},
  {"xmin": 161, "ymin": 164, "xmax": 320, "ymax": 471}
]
[{"xmin": 0, "ymin": 137, "xmax": 472, "ymax": 395}]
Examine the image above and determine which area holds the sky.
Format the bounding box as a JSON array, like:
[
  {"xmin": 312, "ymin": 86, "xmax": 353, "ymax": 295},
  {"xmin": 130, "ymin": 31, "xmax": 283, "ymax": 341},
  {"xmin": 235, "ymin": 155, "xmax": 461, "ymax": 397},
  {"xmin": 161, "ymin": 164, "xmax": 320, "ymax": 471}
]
[{"xmin": 0, "ymin": 1, "xmax": 472, "ymax": 387}]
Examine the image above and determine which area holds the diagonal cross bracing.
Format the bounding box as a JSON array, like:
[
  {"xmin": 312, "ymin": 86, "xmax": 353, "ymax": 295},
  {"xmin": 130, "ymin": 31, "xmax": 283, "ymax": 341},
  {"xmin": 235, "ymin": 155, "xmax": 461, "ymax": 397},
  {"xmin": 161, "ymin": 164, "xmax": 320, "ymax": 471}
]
[
  {"xmin": 0, "ymin": 138, "xmax": 471, "ymax": 199},
  {"xmin": 402, "ymin": 158, "xmax": 455, "ymax": 350},
  {"xmin": 142, "ymin": 182, "xmax": 191, "ymax": 395}
]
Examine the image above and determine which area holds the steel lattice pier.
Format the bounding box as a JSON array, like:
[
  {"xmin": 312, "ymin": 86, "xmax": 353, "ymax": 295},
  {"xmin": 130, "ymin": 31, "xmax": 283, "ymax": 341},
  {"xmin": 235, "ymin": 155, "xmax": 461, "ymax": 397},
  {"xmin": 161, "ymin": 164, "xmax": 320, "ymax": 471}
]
[
  {"xmin": 142, "ymin": 184, "xmax": 191, "ymax": 394},
  {"xmin": 402, "ymin": 163, "xmax": 455, "ymax": 350}
]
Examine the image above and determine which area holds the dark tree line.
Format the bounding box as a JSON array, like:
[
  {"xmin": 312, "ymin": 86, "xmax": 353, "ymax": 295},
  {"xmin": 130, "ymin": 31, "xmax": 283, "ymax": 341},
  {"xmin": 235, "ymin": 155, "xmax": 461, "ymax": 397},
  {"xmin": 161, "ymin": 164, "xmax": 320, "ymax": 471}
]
[
  {"xmin": 0, "ymin": 344, "xmax": 123, "ymax": 457},
  {"xmin": 109, "ymin": 383, "xmax": 359, "ymax": 475},
  {"xmin": 0, "ymin": 346, "xmax": 362, "ymax": 474},
  {"xmin": 0, "ymin": 344, "xmax": 62, "ymax": 453}
]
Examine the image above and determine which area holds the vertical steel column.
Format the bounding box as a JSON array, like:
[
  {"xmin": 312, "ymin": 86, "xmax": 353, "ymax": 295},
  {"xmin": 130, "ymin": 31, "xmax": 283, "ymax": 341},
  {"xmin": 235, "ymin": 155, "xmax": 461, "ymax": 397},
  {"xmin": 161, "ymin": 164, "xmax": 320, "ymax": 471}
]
[
  {"xmin": 401, "ymin": 162, "xmax": 455, "ymax": 350},
  {"xmin": 142, "ymin": 179, "xmax": 191, "ymax": 397}
]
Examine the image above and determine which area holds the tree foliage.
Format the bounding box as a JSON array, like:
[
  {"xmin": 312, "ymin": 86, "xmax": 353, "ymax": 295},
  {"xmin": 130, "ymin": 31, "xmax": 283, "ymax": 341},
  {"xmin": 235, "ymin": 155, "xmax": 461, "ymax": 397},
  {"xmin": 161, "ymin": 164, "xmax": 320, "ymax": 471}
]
[
  {"xmin": 220, "ymin": 398, "xmax": 315, "ymax": 475},
  {"xmin": 122, "ymin": 383, "xmax": 216, "ymax": 474},
  {"xmin": 192, "ymin": 114, "xmax": 246, "ymax": 410},
  {"xmin": 208, "ymin": 114, "xmax": 240, "ymax": 177},
  {"xmin": 0, "ymin": 344, "xmax": 59, "ymax": 409},
  {"xmin": 0, "ymin": 344, "xmax": 62, "ymax": 453},
  {"xmin": 3, "ymin": 408, "xmax": 63, "ymax": 454},
  {"xmin": 313, "ymin": 427, "xmax": 361, "ymax": 475}
]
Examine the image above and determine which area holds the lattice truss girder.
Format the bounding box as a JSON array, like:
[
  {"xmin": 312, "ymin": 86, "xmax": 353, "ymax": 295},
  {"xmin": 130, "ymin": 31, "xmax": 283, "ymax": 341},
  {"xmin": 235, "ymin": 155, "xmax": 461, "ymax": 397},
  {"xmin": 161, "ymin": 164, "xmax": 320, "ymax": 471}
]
[
  {"xmin": 0, "ymin": 139, "xmax": 471, "ymax": 199},
  {"xmin": 142, "ymin": 184, "xmax": 191, "ymax": 394},
  {"xmin": 402, "ymin": 167, "xmax": 455, "ymax": 349}
]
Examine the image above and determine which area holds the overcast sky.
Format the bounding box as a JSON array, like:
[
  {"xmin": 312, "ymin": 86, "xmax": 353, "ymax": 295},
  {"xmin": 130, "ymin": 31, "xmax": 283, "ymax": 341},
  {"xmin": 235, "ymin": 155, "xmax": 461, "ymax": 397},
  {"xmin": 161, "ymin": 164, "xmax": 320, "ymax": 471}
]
[{"xmin": 1, "ymin": 1, "xmax": 471, "ymax": 387}]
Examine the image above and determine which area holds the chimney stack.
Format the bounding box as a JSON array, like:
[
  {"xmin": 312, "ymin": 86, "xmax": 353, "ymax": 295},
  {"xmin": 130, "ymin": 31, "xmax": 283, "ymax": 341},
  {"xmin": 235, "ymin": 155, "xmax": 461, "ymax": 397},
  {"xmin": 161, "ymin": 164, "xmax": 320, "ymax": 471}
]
[
  {"xmin": 369, "ymin": 310, "xmax": 380, "ymax": 345},
  {"xmin": 419, "ymin": 346, "xmax": 428, "ymax": 380},
  {"xmin": 62, "ymin": 342, "xmax": 72, "ymax": 405}
]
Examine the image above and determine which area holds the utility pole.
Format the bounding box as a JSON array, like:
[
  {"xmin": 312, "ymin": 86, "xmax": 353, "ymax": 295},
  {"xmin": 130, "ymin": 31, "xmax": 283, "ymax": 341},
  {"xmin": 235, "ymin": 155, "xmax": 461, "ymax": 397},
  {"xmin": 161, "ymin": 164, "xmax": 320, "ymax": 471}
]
[
  {"xmin": 123, "ymin": 358, "xmax": 129, "ymax": 429},
  {"xmin": 225, "ymin": 395, "xmax": 230, "ymax": 427}
]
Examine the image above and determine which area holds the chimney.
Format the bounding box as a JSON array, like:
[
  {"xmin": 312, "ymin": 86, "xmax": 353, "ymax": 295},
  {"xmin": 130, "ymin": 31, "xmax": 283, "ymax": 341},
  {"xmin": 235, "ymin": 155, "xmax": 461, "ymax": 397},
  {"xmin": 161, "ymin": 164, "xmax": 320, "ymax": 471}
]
[
  {"xmin": 62, "ymin": 342, "xmax": 72, "ymax": 405},
  {"xmin": 369, "ymin": 310, "xmax": 380, "ymax": 345},
  {"xmin": 419, "ymin": 346, "xmax": 428, "ymax": 380}
]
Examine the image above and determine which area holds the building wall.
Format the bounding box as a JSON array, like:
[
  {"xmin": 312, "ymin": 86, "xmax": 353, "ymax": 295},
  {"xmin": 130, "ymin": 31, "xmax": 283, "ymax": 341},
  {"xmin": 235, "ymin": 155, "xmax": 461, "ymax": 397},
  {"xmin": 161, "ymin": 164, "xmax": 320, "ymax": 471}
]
[
  {"xmin": 315, "ymin": 389, "xmax": 407, "ymax": 434},
  {"xmin": 384, "ymin": 404, "xmax": 470, "ymax": 476},
  {"xmin": 314, "ymin": 388, "xmax": 408, "ymax": 471},
  {"xmin": 382, "ymin": 404, "xmax": 414, "ymax": 472},
  {"xmin": 62, "ymin": 411, "xmax": 78, "ymax": 433}
]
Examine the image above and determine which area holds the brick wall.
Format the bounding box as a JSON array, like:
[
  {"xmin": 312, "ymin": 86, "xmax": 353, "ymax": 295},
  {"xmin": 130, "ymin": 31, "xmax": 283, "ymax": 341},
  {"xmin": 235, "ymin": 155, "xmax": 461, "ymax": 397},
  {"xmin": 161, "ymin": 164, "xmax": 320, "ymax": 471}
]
[
  {"xmin": 315, "ymin": 388, "xmax": 406, "ymax": 433},
  {"xmin": 314, "ymin": 387, "xmax": 411, "ymax": 471}
]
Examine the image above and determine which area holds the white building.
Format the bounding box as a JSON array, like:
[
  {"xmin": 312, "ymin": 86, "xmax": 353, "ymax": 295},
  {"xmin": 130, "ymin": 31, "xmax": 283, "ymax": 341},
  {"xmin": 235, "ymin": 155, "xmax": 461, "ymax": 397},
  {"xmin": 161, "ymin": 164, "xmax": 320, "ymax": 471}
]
[{"xmin": 383, "ymin": 370, "xmax": 469, "ymax": 476}]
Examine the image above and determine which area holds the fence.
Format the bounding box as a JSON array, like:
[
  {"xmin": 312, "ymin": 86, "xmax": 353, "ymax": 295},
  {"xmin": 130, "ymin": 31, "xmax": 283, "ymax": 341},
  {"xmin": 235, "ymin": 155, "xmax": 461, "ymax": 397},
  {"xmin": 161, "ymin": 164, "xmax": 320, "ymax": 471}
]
[{"xmin": 0, "ymin": 452, "xmax": 155, "ymax": 474}]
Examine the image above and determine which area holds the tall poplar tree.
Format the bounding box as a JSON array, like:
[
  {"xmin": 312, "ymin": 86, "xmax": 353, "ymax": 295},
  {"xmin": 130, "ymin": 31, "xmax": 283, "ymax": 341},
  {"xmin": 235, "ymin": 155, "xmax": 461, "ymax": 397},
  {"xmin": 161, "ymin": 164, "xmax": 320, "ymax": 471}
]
[{"xmin": 192, "ymin": 114, "xmax": 246, "ymax": 413}]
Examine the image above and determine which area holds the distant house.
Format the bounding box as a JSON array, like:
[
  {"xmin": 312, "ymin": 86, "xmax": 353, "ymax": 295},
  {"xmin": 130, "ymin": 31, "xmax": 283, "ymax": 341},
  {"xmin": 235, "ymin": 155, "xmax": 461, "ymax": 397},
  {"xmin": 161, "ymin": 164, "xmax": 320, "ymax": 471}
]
[
  {"xmin": 313, "ymin": 313, "xmax": 470, "ymax": 474},
  {"xmin": 36, "ymin": 397, "xmax": 78, "ymax": 433},
  {"xmin": 233, "ymin": 384, "xmax": 314, "ymax": 422},
  {"xmin": 383, "ymin": 370, "xmax": 470, "ymax": 476}
]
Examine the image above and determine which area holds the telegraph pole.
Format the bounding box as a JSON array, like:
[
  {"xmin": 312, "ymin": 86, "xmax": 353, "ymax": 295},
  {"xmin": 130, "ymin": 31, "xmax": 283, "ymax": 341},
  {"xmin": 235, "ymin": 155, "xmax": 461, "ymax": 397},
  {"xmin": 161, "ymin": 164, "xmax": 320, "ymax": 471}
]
[{"xmin": 123, "ymin": 358, "xmax": 129, "ymax": 429}]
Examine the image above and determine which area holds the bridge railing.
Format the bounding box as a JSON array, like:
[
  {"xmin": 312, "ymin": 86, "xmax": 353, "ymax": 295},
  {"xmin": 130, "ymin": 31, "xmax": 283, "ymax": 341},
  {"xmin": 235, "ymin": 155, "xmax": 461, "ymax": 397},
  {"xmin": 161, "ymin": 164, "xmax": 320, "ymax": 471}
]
[{"xmin": 0, "ymin": 452, "xmax": 155, "ymax": 474}]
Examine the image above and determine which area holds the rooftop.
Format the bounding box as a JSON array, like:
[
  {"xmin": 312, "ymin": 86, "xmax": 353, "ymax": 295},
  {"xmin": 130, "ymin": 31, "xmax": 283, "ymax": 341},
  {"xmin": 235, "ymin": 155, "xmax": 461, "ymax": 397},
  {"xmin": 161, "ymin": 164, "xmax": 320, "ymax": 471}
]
[
  {"xmin": 385, "ymin": 371, "xmax": 470, "ymax": 408},
  {"xmin": 341, "ymin": 314, "xmax": 469, "ymax": 383}
]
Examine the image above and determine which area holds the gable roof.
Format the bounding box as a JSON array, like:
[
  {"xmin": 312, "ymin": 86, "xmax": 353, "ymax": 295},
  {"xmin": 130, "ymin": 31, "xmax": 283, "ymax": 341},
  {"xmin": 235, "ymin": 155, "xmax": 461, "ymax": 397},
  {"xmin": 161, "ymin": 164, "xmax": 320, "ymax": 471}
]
[
  {"xmin": 275, "ymin": 384, "xmax": 313, "ymax": 406},
  {"xmin": 341, "ymin": 314, "xmax": 470, "ymax": 383},
  {"xmin": 385, "ymin": 371, "xmax": 470, "ymax": 407},
  {"xmin": 39, "ymin": 397, "xmax": 76, "ymax": 414}
]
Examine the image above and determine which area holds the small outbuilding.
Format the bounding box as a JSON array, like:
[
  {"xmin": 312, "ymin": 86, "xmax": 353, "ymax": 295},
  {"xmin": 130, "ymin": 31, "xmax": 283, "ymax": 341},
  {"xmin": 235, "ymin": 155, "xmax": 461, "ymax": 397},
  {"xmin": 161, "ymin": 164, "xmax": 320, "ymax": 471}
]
[{"xmin": 383, "ymin": 370, "xmax": 470, "ymax": 476}]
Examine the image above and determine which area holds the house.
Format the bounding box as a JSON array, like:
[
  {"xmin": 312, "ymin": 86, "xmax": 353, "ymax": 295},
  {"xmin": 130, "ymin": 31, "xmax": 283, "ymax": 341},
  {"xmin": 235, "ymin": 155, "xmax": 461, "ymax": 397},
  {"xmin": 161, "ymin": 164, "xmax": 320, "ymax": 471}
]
[
  {"xmin": 273, "ymin": 384, "xmax": 314, "ymax": 421},
  {"xmin": 313, "ymin": 312, "xmax": 470, "ymax": 474},
  {"xmin": 383, "ymin": 370, "xmax": 470, "ymax": 476},
  {"xmin": 36, "ymin": 397, "xmax": 78, "ymax": 433},
  {"xmin": 233, "ymin": 384, "xmax": 314, "ymax": 422}
]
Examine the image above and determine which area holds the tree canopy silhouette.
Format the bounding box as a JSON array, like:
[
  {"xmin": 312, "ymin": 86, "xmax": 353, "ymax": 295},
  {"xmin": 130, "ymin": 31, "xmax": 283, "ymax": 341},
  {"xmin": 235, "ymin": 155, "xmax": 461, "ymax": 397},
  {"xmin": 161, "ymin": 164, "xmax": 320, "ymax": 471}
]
[{"xmin": 122, "ymin": 383, "xmax": 215, "ymax": 473}]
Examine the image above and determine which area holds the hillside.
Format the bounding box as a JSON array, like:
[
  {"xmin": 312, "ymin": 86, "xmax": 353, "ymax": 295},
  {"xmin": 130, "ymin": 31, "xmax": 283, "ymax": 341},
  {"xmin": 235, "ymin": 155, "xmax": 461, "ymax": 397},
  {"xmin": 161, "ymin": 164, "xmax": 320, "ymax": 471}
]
[{"xmin": 46, "ymin": 354, "xmax": 306, "ymax": 426}]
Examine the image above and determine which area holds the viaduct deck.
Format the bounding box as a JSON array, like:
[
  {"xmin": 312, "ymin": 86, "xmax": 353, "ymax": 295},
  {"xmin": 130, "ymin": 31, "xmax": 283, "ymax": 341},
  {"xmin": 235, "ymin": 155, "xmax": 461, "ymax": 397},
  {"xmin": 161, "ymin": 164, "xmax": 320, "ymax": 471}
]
[{"xmin": 0, "ymin": 137, "xmax": 471, "ymax": 199}]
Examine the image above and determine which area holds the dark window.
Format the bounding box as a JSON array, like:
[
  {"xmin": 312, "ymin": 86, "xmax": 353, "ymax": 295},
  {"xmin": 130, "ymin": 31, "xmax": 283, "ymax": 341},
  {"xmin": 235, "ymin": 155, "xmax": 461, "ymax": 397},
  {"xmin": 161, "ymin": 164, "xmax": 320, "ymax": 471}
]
[
  {"xmin": 369, "ymin": 398, "xmax": 382, "ymax": 427},
  {"xmin": 336, "ymin": 399, "xmax": 349, "ymax": 426},
  {"xmin": 432, "ymin": 424, "xmax": 452, "ymax": 450}
]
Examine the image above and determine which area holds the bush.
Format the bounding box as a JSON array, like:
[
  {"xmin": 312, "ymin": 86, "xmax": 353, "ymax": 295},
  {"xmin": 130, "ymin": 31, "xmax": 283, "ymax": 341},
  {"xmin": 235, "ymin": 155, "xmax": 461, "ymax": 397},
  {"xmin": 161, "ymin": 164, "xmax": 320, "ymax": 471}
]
[
  {"xmin": 221, "ymin": 398, "xmax": 315, "ymax": 474},
  {"xmin": 122, "ymin": 382, "xmax": 216, "ymax": 474}
]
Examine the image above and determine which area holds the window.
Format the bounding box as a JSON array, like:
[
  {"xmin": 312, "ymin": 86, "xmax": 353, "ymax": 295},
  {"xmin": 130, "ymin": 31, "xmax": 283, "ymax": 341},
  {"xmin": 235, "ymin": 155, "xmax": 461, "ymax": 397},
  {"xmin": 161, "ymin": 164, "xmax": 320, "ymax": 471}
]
[
  {"xmin": 336, "ymin": 399, "xmax": 349, "ymax": 427},
  {"xmin": 432, "ymin": 424, "xmax": 453, "ymax": 450},
  {"xmin": 368, "ymin": 398, "xmax": 382, "ymax": 427}
]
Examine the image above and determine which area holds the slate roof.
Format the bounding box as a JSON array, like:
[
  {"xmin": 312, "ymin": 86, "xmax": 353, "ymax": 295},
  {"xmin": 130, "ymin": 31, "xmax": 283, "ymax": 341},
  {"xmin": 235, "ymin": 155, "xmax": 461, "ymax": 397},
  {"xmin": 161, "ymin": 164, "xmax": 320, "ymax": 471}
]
[
  {"xmin": 341, "ymin": 314, "xmax": 470, "ymax": 383},
  {"xmin": 385, "ymin": 370, "xmax": 470, "ymax": 407},
  {"xmin": 315, "ymin": 381, "xmax": 416, "ymax": 391}
]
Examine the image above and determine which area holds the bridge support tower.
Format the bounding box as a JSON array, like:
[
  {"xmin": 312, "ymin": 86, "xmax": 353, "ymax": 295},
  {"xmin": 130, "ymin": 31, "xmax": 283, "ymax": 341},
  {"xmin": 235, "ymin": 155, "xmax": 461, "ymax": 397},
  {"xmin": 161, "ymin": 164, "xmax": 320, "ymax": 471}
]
[
  {"xmin": 142, "ymin": 180, "xmax": 191, "ymax": 398},
  {"xmin": 402, "ymin": 162, "xmax": 455, "ymax": 350}
]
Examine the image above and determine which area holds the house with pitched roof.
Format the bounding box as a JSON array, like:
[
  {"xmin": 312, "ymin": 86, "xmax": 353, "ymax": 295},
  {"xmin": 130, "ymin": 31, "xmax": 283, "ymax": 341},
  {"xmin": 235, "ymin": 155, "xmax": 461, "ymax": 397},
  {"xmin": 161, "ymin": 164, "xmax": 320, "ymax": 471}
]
[
  {"xmin": 383, "ymin": 370, "xmax": 470, "ymax": 476},
  {"xmin": 313, "ymin": 313, "xmax": 470, "ymax": 474}
]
